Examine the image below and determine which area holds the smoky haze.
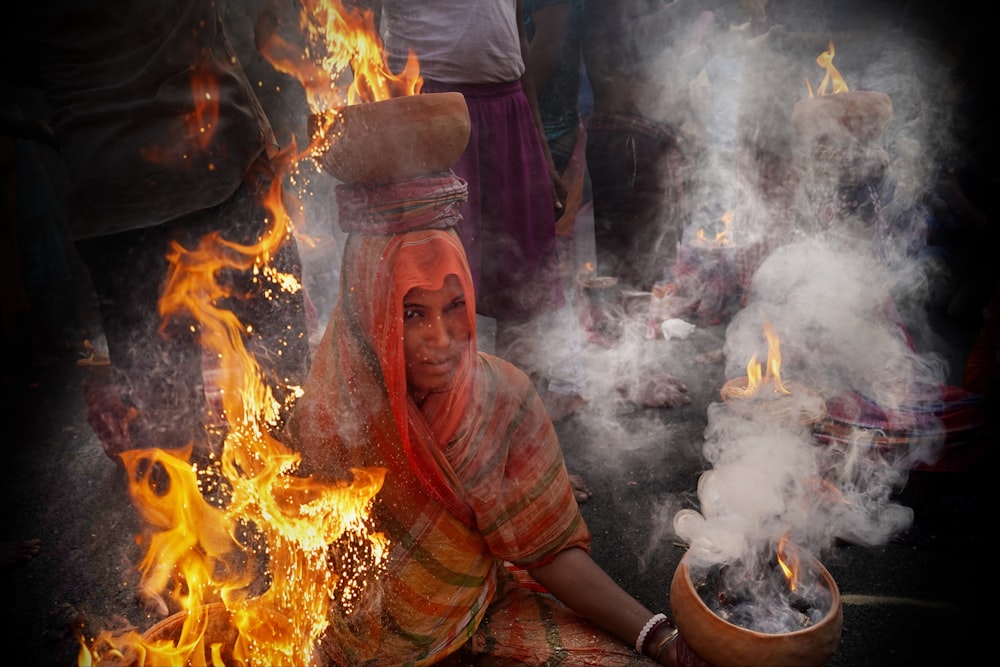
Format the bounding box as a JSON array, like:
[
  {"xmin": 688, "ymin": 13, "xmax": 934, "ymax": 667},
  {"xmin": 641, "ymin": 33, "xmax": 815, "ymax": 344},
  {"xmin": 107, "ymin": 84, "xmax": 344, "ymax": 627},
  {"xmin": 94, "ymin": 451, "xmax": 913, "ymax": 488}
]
[{"xmin": 223, "ymin": 0, "xmax": 988, "ymax": 568}]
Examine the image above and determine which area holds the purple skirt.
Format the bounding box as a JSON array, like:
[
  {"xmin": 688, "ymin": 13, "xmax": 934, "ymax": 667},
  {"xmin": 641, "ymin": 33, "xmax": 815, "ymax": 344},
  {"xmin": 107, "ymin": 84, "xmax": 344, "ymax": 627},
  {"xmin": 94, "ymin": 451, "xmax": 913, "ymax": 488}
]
[{"xmin": 422, "ymin": 79, "xmax": 565, "ymax": 323}]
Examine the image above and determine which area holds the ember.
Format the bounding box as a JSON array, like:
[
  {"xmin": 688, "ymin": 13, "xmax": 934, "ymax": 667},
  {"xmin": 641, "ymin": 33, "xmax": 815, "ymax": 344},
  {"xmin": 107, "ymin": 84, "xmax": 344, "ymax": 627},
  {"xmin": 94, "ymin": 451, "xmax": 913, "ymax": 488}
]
[{"xmin": 692, "ymin": 549, "xmax": 834, "ymax": 634}]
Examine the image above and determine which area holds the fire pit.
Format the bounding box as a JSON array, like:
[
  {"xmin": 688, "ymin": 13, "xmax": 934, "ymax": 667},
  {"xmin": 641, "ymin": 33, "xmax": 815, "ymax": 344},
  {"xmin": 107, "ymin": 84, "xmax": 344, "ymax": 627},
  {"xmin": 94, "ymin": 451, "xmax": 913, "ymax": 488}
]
[
  {"xmin": 670, "ymin": 545, "xmax": 842, "ymax": 667},
  {"xmin": 308, "ymin": 92, "xmax": 470, "ymax": 185}
]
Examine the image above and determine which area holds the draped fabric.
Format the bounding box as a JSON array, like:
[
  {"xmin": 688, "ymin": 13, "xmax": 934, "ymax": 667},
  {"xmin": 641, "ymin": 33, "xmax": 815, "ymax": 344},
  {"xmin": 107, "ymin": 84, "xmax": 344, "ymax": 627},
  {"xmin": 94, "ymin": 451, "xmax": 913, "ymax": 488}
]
[{"xmin": 285, "ymin": 228, "xmax": 591, "ymax": 666}]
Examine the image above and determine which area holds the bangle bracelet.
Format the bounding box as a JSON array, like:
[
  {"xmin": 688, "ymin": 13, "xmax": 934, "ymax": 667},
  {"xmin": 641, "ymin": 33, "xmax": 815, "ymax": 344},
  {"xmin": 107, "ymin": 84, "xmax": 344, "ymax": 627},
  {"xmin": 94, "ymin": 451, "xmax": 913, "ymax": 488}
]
[
  {"xmin": 648, "ymin": 627, "xmax": 680, "ymax": 663},
  {"xmin": 635, "ymin": 613, "xmax": 668, "ymax": 654},
  {"xmin": 635, "ymin": 613, "xmax": 667, "ymax": 654}
]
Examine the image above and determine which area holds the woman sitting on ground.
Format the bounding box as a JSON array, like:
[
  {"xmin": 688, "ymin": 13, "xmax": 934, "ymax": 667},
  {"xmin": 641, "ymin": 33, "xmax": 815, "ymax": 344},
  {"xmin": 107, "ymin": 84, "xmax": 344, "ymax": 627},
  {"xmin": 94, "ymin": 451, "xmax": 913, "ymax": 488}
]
[{"xmin": 285, "ymin": 198, "xmax": 705, "ymax": 665}]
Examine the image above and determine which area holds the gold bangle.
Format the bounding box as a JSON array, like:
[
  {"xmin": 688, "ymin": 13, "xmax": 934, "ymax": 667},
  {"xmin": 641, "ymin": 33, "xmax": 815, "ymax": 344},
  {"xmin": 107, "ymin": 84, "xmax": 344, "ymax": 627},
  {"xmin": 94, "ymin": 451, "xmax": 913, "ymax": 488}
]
[{"xmin": 646, "ymin": 627, "xmax": 679, "ymax": 663}]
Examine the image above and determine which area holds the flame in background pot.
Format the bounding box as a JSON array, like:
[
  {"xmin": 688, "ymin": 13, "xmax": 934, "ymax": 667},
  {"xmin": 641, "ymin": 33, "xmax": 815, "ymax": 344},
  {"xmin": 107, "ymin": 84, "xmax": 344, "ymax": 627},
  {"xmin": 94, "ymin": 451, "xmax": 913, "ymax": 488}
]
[
  {"xmin": 76, "ymin": 3, "xmax": 410, "ymax": 665},
  {"xmin": 807, "ymin": 40, "xmax": 848, "ymax": 97},
  {"xmin": 723, "ymin": 320, "xmax": 790, "ymax": 398}
]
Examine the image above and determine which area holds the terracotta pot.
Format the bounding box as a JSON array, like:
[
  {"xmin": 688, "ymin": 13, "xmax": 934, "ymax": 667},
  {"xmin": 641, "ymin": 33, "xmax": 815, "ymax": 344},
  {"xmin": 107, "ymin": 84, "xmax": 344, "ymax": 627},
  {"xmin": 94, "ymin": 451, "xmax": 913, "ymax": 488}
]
[
  {"xmin": 791, "ymin": 91, "xmax": 892, "ymax": 145},
  {"xmin": 670, "ymin": 550, "xmax": 843, "ymax": 667},
  {"xmin": 309, "ymin": 92, "xmax": 471, "ymax": 185},
  {"xmin": 720, "ymin": 377, "xmax": 828, "ymax": 426}
]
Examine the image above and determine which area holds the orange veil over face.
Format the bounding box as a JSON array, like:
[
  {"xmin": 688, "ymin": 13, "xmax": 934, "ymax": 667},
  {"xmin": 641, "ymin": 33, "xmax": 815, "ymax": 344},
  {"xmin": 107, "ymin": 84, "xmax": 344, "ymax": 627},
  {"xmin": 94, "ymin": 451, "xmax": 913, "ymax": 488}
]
[{"xmin": 286, "ymin": 191, "xmax": 587, "ymax": 666}]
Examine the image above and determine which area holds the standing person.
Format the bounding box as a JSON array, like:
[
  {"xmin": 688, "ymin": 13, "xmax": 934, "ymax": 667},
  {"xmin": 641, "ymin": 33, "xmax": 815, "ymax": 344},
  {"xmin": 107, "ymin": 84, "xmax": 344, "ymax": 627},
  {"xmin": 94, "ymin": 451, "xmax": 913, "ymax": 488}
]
[
  {"xmin": 12, "ymin": 0, "xmax": 311, "ymax": 466},
  {"xmin": 524, "ymin": 0, "xmax": 586, "ymax": 177},
  {"xmin": 582, "ymin": 0, "xmax": 714, "ymax": 293},
  {"xmin": 285, "ymin": 201, "xmax": 713, "ymax": 666},
  {"xmin": 363, "ymin": 0, "xmax": 588, "ymax": 422}
]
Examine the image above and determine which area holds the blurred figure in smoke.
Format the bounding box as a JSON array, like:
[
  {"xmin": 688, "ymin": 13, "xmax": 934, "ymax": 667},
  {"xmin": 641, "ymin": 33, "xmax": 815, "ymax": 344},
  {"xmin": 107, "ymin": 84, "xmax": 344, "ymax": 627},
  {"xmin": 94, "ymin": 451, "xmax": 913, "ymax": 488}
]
[
  {"xmin": 10, "ymin": 0, "xmax": 311, "ymax": 467},
  {"xmin": 581, "ymin": 0, "xmax": 717, "ymax": 294}
]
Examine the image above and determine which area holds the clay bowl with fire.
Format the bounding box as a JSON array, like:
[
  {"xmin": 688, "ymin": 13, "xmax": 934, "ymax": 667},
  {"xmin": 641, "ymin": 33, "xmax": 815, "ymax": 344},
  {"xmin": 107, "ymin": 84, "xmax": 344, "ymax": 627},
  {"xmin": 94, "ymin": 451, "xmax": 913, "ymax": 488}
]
[
  {"xmin": 791, "ymin": 91, "xmax": 893, "ymax": 145},
  {"xmin": 721, "ymin": 377, "xmax": 828, "ymax": 427},
  {"xmin": 670, "ymin": 546, "xmax": 843, "ymax": 667},
  {"xmin": 309, "ymin": 92, "xmax": 471, "ymax": 185}
]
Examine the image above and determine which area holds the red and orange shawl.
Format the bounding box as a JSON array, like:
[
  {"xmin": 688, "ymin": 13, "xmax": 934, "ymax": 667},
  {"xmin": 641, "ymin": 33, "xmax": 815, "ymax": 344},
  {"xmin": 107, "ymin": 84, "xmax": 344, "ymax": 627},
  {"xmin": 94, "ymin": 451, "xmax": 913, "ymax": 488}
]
[{"xmin": 286, "ymin": 226, "xmax": 590, "ymax": 666}]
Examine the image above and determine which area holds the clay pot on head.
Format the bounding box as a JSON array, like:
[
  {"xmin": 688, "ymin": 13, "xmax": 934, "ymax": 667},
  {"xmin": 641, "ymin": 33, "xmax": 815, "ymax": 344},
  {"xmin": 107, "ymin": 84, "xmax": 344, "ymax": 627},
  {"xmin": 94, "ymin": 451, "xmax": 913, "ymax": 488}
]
[
  {"xmin": 670, "ymin": 549, "xmax": 843, "ymax": 667},
  {"xmin": 309, "ymin": 92, "xmax": 471, "ymax": 185}
]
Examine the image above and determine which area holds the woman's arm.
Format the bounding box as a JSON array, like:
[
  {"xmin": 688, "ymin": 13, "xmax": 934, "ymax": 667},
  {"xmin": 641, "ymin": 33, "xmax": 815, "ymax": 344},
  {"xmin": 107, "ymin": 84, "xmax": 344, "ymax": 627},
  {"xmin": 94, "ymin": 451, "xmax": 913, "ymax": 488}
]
[{"xmin": 528, "ymin": 546, "xmax": 679, "ymax": 665}]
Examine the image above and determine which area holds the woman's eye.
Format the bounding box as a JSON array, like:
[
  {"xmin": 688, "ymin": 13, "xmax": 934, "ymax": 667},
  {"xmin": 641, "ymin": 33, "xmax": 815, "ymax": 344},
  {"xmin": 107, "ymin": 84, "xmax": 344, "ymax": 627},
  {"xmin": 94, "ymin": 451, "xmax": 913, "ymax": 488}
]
[
  {"xmin": 403, "ymin": 308, "xmax": 421, "ymax": 320},
  {"xmin": 447, "ymin": 298, "xmax": 467, "ymax": 312}
]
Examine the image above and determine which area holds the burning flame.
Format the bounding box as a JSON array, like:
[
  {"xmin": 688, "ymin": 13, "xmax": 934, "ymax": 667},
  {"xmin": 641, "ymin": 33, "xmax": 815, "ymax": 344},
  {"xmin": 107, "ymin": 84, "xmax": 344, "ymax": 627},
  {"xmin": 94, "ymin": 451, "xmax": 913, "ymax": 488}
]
[
  {"xmin": 731, "ymin": 321, "xmax": 791, "ymax": 398},
  {"xmin": 695, "ymin": 210, "xmax": 733, "ymax": 247},
  {"xmin": 776, "ymin": 534, "xmax": 800, "ymax": 592},
  {"xmin": 140, "ymin": 64, "xmax": 221, "ymax": 166},
  {"xmin": 257, "ymin": 0, "xmax": 421, "ymax": 112},
  {"xmin": 79, "ymin": 143, "xmax": 389, "ymax": 667},
  {"xmin": 806, "ymin": 40, "xmax": 849, "ymax": 97},
  {"xmin": 76, "ymin": 3, "xmax": 410, "ymax": 663}
]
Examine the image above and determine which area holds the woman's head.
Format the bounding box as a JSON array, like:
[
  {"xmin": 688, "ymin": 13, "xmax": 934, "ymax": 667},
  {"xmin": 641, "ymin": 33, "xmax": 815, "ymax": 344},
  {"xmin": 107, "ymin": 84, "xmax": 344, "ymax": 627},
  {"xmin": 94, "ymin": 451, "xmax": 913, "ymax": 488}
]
[{"xmin": 402, "ymin": 273, "xmax": 471, "ymax": 404}]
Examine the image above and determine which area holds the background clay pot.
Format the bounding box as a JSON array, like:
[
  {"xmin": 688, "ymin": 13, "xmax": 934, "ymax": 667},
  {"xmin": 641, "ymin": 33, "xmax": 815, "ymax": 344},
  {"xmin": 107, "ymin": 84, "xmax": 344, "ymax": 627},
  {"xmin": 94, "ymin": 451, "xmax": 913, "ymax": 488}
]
[
  {"xmin": 309, "ymin": 92, "xmax": 471, "ymax": 185},
  {"xmin": 670, "ymin": 549, "xmax": 843, "ymax": 667},
  {"xmin": 791, "ymin": 91, "xmax": 893, "ymax": 145}
]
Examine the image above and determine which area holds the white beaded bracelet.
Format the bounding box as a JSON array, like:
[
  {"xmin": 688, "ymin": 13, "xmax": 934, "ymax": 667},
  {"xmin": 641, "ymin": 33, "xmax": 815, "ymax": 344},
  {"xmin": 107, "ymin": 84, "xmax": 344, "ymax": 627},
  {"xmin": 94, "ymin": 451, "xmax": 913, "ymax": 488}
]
[{"xmin": 635, "ymin": 613, "xmax": 668, "ymax": 654}]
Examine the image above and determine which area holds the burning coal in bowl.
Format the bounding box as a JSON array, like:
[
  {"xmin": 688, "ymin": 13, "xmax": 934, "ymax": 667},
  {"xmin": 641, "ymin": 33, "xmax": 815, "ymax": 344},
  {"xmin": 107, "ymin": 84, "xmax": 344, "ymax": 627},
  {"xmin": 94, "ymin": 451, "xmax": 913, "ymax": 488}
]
[{"xmin": 670, "ymin": 536, "xmax": 842, "ymax": 667}]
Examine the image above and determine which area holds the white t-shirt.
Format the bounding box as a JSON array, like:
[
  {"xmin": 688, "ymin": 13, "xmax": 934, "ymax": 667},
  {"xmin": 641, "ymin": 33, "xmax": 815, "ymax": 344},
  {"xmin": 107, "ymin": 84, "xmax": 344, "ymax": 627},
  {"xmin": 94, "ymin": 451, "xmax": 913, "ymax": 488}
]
[{"xmin": 380, "ymin": 0, "xmax": 524, "ymax": 84}]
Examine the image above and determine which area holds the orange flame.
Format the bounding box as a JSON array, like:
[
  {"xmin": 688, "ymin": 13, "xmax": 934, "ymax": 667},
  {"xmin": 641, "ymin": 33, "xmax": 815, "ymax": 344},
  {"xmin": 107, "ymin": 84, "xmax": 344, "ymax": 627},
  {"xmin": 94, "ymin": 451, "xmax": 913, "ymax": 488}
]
[
  {"xmin": 806, "ymin": 40, "xmax": 849, "ymax": 97},
  {"xmin": 731, "ymin": 321, "xmax": 791, "ymax": 398},
  {"xmin": 776, "ymin": 534, "xmax": 800, "ymax": 592},
  {"xmin": 257, "ymin": 0, "xmax": 421, "ymax": 114},
  {"xmin": 79, "ymin": 144, "xmax": 389, "ymax": 667},
  {"xmin": 695, "ymin": 209, "xmax": 733, "ymax": 247},
  {"xmin": 76, "ymin": 4, "xmax": 409, "ymax": 661}
]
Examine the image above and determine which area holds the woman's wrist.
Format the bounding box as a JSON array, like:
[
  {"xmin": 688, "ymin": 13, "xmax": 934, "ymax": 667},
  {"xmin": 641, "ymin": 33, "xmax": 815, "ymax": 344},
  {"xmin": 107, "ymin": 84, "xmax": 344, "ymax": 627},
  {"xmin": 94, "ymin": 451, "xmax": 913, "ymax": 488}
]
[{"xmin": 645, "ymin": 622, "xmax": 679, "ymax": 665}]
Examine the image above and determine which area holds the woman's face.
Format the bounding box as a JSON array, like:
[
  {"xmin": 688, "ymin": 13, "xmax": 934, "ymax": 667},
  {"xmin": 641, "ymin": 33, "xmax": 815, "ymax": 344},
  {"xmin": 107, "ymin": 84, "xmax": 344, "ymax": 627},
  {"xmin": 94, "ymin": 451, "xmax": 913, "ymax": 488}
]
[{"xmin": 402, "ymin": 274, "xmax": 471, "ymax": 404}]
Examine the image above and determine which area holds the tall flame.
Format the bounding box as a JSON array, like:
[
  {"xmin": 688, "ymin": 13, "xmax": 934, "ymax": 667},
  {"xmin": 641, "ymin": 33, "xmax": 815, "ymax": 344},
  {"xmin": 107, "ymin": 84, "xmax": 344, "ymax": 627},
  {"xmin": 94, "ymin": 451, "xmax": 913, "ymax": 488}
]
[
  {"xmin": 806, "ymin": 40, "xmax": 849, "ymax": 97},
  {"xmin": 732, "ymin": 321, "xmax": 791, "ymax": 398},
  {"xmin": 776, "ymin": 534, "xmax": 800, "ymax": 592},
  {"xmin": 76, "ymin": 2, "xmax": 409, "ymax": 663}
]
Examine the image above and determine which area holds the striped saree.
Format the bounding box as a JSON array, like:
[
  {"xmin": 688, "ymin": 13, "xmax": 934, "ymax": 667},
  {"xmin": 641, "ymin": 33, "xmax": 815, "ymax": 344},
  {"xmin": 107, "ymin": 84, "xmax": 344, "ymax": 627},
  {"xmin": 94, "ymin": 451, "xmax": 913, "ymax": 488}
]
[{"xmin": 286, "ymin": 228, "xmax": 650, "ymax": 666}]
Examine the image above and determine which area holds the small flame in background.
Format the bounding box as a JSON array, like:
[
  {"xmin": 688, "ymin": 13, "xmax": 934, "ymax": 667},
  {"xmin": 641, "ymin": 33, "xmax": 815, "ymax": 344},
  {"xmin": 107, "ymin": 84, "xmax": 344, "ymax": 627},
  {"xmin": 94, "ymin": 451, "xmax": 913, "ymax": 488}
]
[
  {"xmin": 694, "ymin": 209, "xmax": 733, "ymax": 247},
  {"xmin": 730, "ymin": 321, "xmax": 791, "ymax": 398},
  {"xmin": 77, "ymin": 2, "xmax": 415, "ymax": 665},
  {"xmin": 806, "ymin": 40, "xmax": 849, "ymax": 97}
]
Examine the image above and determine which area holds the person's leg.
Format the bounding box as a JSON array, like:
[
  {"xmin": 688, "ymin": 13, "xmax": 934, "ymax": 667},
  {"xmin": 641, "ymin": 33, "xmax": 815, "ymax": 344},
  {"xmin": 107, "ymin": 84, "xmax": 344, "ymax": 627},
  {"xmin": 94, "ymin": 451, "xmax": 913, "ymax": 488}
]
[
  {"xmin": 76, "ymin": 224, "xmax": 208, "ymax": 458},
  {"xmin": 585, "ymin": 115, "xmax": 690, "ymax": 293}
]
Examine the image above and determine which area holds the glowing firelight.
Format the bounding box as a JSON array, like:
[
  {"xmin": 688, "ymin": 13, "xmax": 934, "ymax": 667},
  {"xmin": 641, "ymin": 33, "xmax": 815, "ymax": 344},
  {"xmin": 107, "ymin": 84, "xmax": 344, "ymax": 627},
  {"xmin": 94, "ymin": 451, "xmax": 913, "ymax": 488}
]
[
  {"xmin": 76, "ymin": 2, "xmax": 410, "ymax": 665},
  {"xmin": 806, "ymin": 40, "xmax": 849, "ymax": 97},
  {"xmin": 695, "ymin": 209, "xmax": 733, "ymax": 247},
  {"xmin": 776, "ymin": 534, "xmax": 801, "ymax": 592},
  {"xmin": 731, "ymin": 321, "xmax": 791, "ymax": 398}
]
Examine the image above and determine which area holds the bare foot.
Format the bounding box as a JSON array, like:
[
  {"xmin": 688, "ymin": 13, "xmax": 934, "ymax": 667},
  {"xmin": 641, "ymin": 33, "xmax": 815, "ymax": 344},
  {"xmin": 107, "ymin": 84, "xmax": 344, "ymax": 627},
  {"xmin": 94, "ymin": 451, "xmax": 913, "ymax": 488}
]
[
  {"xmin": 617, "ymin": 371, "xmax": 691, "ymax": 408},
  {"xmin": 1, "ymin": 538, "xmax": 42, "ymax": 567},
  {"xmin": 568, "ymin": 474, "xmax": 592, "ymax": 504}
]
